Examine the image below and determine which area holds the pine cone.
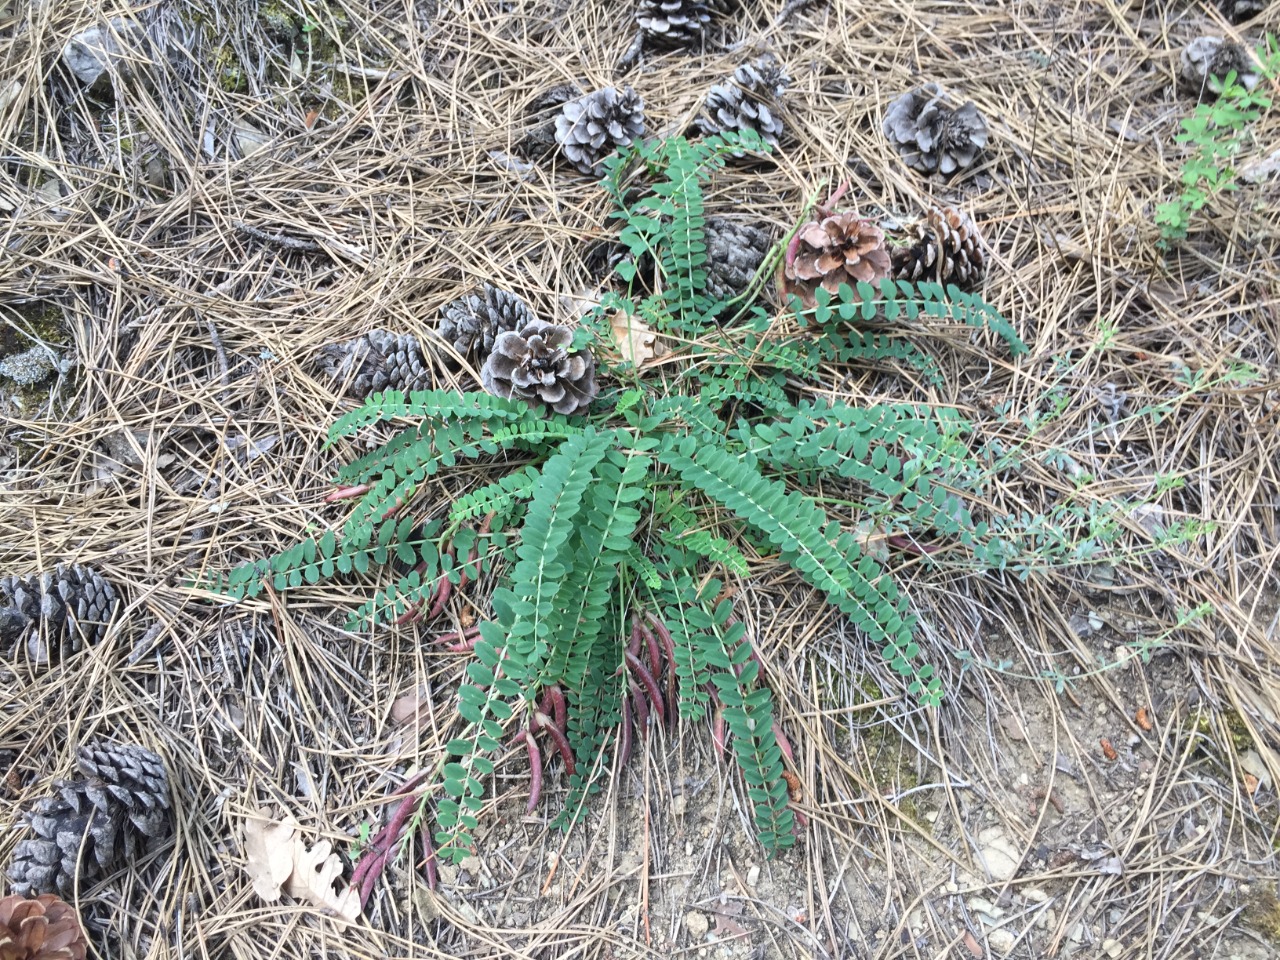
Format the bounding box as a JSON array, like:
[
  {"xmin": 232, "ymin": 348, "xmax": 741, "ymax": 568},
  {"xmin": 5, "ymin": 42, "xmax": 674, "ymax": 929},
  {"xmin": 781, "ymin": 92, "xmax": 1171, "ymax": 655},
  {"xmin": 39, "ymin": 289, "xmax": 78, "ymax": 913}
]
[
  {"xmin": 438, "ymin": 284, "xmax": 537, "ymax": 362},
  {"xmin": 7, "ymin": 743, "xmax": 172, "ymax": 899},
  {"xmin": 1179, "ymin": 37, "xmax": 1258, "ymax": 95},
  {"xmin": 480, "ymin": 320, "xmax": 597, "ymax": 415},
  {"xmin": 516, "ymin": 83, "xmax": 581, "ymax": 160},
  {"xmin": 696, "ymin": 54, "xmax": 790, "ymax": 149},
  {"xmin": 636, "ymin": 0, "xmax": 722, "ymax": 49},
  {"xmin": 555, "ymin": 87, "xmax": 646, "ymax": 177},
  {"xmin": 316, "ymin": 330, "xmax": 432, "ymax": 396},
  {"xmin": 892, "ymin": 206, "xmax": 986, "ymax": 289},
  {"xmin": 780, "ymin": 212, "xmax": 891, "ymax": 308},
  {"xmin": 0, "ymin": 894, "xmax": 88, "ymax": 960},
  {"xmin": 704, "ymin": 216, "xmax": 774, "ymax": 304},
  {"xmin": 1220, "ymin": 0, "xmax": 1264, "ymax": 23},
  {"xmin": 0, "ymin": 564, "xmax": 118, "ymax": 665},
  {"xmin": 883, "ymin": 83, "xmax": 989, "ymax": 175}
]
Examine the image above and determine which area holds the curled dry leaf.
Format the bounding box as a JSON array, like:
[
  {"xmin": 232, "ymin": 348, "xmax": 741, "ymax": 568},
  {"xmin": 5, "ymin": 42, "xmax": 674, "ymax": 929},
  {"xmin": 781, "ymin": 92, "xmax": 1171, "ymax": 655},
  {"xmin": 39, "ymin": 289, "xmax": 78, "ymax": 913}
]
[
  {"xmin": 286, "ymin": 837, "xmax": 361, "ymax": 922},
  {"xmin": 610, "ymin": 311, "xmax": 656, "ymax": 365},
  {"xmin": 242, "ymin": 811, "xmax": 362, "ymax": 922}
]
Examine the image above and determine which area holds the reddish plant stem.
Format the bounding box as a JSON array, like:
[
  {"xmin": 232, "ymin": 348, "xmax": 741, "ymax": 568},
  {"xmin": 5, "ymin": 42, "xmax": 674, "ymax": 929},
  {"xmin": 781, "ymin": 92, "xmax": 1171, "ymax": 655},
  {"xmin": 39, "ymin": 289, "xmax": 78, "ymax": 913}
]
[
  {"xmin": 625, "ymin": 651, "xmax": 665, "ymax": 725},
  {"xmin": 772, "ymin": 720, "xmax": 795, "ymax": 764},
  {"xmin": 351, "ymin": 783, "xmax": 427, "ymax": 907},
  {"xmin": 885, "ymin": 533, "xmax": 942, "ymax": 555},
  {"xmin": 816, "ymin": 179, "xmax": 851, "ymax": 218},
  {"xmin": 523, "ymin": 728, "xmax": 543, "ymax": 813},
  {"xmin": 645, "ymin": 613, "xmax": 678, "ymax": 715},
  {"xmin": 435, "ymin": 624, "xmax": 481, "ymax": 646},
  {"xmin": 630, "ymin": 678, "xmax": 649, "ymax": 732},
  {"xmin": 419, "ymin": 826, "xmax": 439, "ymax": 889},
  {"xmin": 534, "ymin": 711, "xmax": 576, "ymax": 775},
  {"xmin": 423, "ymin": 573, "xmax": 453, "ymax": 619},
  {"xmin": 627, "ymin": 617, "xmax": 643, "ymax": 656},
  {"xmin": 325, "ymin": 483, "xmax": 369, "ymax": 502},
  {"xmin": 711, "ymin": 706, "xmax": 728, "ymax": 759},
  {"xmin": 637, "ymin": 620, "xmax": 663, "ymax": 691},
  {"xmin": 546, "ymin": 685, "xmax": 568, "ymax": 734}
]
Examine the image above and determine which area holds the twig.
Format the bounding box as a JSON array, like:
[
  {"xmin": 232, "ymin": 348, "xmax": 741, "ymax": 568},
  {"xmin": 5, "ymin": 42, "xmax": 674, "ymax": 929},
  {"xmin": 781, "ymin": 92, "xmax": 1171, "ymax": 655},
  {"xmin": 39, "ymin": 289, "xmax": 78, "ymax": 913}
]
[{"xmin": 233, "ymin": 220, "xmax": 325, "ymax": 252}]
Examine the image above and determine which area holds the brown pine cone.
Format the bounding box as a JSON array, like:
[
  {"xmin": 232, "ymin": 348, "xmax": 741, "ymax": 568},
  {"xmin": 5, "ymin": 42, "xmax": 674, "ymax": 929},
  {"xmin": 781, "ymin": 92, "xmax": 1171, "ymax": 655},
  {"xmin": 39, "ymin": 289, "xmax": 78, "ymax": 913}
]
[
  {"xmin": 780, "ymin": 211, "xmax": 891, "ymax": 308},
  {"xmin": 0, "ymin": 564, "xmax": 118, "ymax": 665},
  {"xmin": 7, "ymin": 743, "xmax": 172, "ymax": 898},
  {"xmin": 480, "ymin": 320, "xmax": 597, "ymax": 416},
  {"xmin": 892, "ymin": 206, "xmax": 986, "ymax": 289},
  {"xmin": 0, "ymin": 894, "xmax": 88, "ymax": 960}
]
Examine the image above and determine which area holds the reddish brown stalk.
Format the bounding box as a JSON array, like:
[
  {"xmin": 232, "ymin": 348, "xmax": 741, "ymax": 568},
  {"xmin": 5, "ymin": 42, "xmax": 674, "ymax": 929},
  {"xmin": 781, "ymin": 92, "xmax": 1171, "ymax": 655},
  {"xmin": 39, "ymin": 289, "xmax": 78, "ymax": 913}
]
[
  {"xmin": 771, "ymin": 720, "xmax": 795, "ymax": 764},
  {"xmin": 394, "ymin": 587, "xmax": 438, "ymax": 626},
  {"xmin": 618, "ymin": 695, "xmax": 634, "ymax": 767},
  {"xmin": 628, "ymin": 617, "xmax": 643, "ymax": 656},
  {"xmin": 535, "ymin": 711, "xmax": 576, "ymax": 775},
  {"xmin": 435, "ymin": 624, "xmax": 481, "ymax": 646},
  {"xmin": 351, "ymin": 784, "xmax": 426, "ymax": 907},
  {"xmin": 324, "ymin": 483, "xmax": 369, "ymax": 502},
  {"xmin": 626, "ymin": 651, "xmax": 665, "ymax": 725},
  {"xmin": 424, "ymin": 573, "xmax": 452, "ymax": 619},
  {"xmin": 546, "ymin": 684, "xmax": 568, "ymax": 734},
  {"xmin": 637, "ymin": 619, "xmax": 663, "ymax": 688},
  {"xmin": 815, "ymin": 179, "xmax": 851, "ymax": 218},
  {"xmin": 885, "ymin": 534, "xmax": 942, "ymax": 555},
  {"xmin": 645, "ymin": 613, "xmax": 678, "ymax": 718},
  {"xmin": 630, "ymin": 678, "xmax": 650, "ymax": 732},
  {"xmin": 523, "ymin": 728, "xmax": 543, "ymax": 813},
  {"xmin": 712, "ymin": 706, "xmax": 727, "ymax": 759},
  {"xmin": 419, "ymin": 826, "xmax": 439, "ymax": 889}
]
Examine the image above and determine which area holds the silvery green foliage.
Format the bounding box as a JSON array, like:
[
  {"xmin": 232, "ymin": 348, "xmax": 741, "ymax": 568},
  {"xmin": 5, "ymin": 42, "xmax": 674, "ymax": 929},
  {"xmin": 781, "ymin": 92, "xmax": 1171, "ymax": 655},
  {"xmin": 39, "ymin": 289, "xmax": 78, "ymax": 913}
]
[
  {"xmin": 555, "ymin": 87, "xmax": 646, "ymax": 176},
  {"xmin": 883, "ymin": 83, "xmax": 989, "ymax": 175}
]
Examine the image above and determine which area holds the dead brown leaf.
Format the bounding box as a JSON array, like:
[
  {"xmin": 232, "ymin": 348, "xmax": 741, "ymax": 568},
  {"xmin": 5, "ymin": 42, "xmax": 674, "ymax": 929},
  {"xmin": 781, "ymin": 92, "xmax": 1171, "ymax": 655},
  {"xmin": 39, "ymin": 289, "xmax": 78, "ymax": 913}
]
[
  {"xmin": 242, "ymin": 811, "xmax": 361, "ymax": 922},
  {"xmin": 609, "ymin": 311, "xmax": 656, "ymax": 365}
]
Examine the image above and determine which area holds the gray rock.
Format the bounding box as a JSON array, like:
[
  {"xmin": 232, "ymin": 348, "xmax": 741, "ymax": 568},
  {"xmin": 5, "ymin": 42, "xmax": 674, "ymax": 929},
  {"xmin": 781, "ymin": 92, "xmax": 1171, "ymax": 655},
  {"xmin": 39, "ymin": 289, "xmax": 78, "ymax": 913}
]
[
  {"xmin": 0, "ymin": 346, "xmax": 62, "ymax": 386},
  {"xmin": 61, "ymin": 19, "xmax": 149, "ymax": 88}
]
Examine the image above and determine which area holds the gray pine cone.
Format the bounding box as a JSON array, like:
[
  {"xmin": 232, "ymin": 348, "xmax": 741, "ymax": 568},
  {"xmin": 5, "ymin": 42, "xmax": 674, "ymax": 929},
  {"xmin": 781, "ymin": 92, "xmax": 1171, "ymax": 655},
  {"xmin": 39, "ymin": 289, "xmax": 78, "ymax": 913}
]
[
  {"xmin": 8, "ymin": 742, "xmax": 172, "ymax": 898},
  {"xmin": 438, "ymin": 284, "xmax": 537, "ymax": 362},
  {"xmin": 883, "ymin": 83, "xmax": 989, "ymax": 175},
  {"xmin": 0, "ymin": 564, "xmax": 118, "ymax": 665},
  {"xmin": 636, "ymin": 0, "xmax": 722, "ymax": 49},
  {"xmin": 555, "ymin": 87, "xmax": 646, "ymax": 177},
  {"xmin": 696, "ymin": 54, "xmax": 790, "ymax": 149},
  {"xmin": 1179, "ymin": 37, "xmax": 1258, "ymax": 95},
  {"xmin": 316, "ymin": 330, "xmax": 431, "ymax": 396},
  {"xmin": 517, "ymin": 83, "xmax": 581, "ymax": 160},
  {"xmin": 1220, "ymin": 0, "xmax": 1264, "ymax": 23},
  {"xmin": 480, "ymin": 320, "xmax": 597, "ymax": 415},
  {"xmin": 704, "ymin": 216, "xmax": 774, "ymax": 304}
]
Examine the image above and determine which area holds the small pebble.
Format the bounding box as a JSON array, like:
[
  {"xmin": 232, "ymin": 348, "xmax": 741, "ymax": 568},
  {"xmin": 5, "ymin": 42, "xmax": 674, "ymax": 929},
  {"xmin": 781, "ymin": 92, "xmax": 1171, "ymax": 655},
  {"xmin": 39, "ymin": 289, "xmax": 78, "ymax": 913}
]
[
  {"xmin": 747, "ymin": 865, "xmax": 760, "ymax": 886},
  {"xmin": 685, "ymin": 910, "xmax": 709, "ymax": 939}
]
